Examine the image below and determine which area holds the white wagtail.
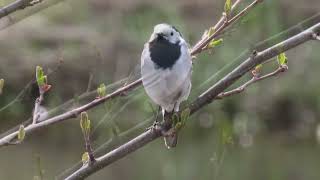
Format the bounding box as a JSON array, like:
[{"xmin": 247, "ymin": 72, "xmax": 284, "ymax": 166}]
[{"xmin": 141, "ymin": 23, "xmax": 192, "ymax": 148}]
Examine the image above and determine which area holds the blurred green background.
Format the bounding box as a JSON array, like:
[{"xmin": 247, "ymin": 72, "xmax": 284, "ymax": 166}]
[{"xmin": 0, "ymin": 0, "xmax": 320, "ymax": 179}]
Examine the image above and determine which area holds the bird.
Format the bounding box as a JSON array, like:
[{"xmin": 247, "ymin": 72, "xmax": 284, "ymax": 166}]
[{"xmin": 141, "ymin": 23, "xmax": 192, "ymax": 148}]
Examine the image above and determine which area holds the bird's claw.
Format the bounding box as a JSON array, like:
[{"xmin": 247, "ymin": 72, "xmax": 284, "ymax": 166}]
[
  {"xmin": 161, "ymin": 127, "xmax": 176, "ymax": 137},
  {"xmin": 146, "ymin": 121, "xmax": 161, "ymax": 131}
]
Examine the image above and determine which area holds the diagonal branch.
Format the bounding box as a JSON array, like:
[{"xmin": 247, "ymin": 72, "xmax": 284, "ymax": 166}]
[
  {"xmin": 216, "ymin": 65, "xmax": 288, "ymax": 99},
  {"xmin": 0, "ymin": 0, "xmax": 43, "ymax": 19},
  {"xmin": 0, "ymin": 79, "xmax": 141, "ymax": 146},
  {"xmin": 63, "ymin": 21, "xmax": 320, "ymax": 180},
  {"xmin": 191, "ymin": 0, "xmax": 262, "ymax": 55}
]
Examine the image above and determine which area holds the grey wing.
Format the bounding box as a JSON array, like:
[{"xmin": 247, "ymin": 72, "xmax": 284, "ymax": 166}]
[{"xmin": 141, "ymin": 43, "xmax": 161, "ymax": 89}]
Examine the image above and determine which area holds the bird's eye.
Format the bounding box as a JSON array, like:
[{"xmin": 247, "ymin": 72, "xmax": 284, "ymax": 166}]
[{"xmin": 170, "ymin": 32, "xmax": 174, "ymax": 36}]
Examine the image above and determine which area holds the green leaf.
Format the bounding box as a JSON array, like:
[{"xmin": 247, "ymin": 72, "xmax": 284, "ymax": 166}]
[
  {"xmin": 80, "ymin": 112, "xmax": 91, "ymax": 136},
  {"xmin": 180, "ymin": 108, "xmax": 191, "ymax": 123},
  {"xmin": 224, "ymin": 0, "xmax": 232, "ymax": 17},
  {"xmin": 174, "ymin": 122, "xmax": 183, "ymax": 131},
  {"xmin": 255, "ymin": 64, "xmax": 262, "ymax": 70},
  {"xmin": 172, "ymin": 113, "xmax": 180, "ymax": 125},
  {"xmin": 220, "ymin": 121, "xmax": 233, "ymax": 145},
  {"xmin": 277, "ymin": 53, "xmax": 288, "ymax": 65},
  {"xmin": 43, "ymin": 75, "xmax": 47, "ymax": 85},
  {"xmin": 0, "ymin": 78, "xmax": 4, "ymax": 95},
  {"xmin": 18, "ymin": 125, "xmax": 25, "ymax": 141},
  {"xmin": 208, "ymin": 38, "xmax": 223, "ymax": 49},
  {"xmin": 252, "ymin": 64, "xmax": 263, "ymax": 76},
  {"xmin": 97, "ymin": 83, "xmax": 107, "ymax": 98},
  {"xmin": 81, "ymin": 152, "xmax": 89, "ymax": 165},
  {"xmin": 36, "ymin": 66, "xmax": 45, "ymax": 87},
  {"xmin": 208, "ymin": 27, "xmax": 215, "ymax": 37}
]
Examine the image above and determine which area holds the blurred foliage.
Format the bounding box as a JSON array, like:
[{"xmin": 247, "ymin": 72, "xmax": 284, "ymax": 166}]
[{"xmin": 0, "ymin": 0, "xmax": 320, "ymax": 179}]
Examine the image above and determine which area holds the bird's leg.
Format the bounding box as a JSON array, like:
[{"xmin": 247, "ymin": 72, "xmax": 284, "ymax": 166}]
[
  {"xmin": 146, "ymin": 106, "xmax": 162, "ymax": 131},
  {"xmin": 162, "ymin": 109, "xmax": 178, "ymax": 148}
]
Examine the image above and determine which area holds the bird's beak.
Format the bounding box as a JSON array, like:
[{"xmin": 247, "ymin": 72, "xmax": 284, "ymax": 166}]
[
  {"xmin": 156, "ymin": 33, "xmax": 165, "ymax": 38},
  {"xmin": 149, "ymin": 32, "xmax": 165, "ymax": 43}
]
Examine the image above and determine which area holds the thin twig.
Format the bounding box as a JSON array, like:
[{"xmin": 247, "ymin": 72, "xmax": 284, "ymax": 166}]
[
  {"xmin": 0, "ymin": 79, "xmax": 142, "ymax": 146},
  {"xmin": 32, "ymin": 90, "xmax": 44, "ymax": 124},
  {"xmin": 193, "ymin": 0, "xmax": 243, "ymax": 50},
  {"xmin": 216, "ymin": 65, "xmax": 288, "ymax": 99},
  {"xmin": 57, "ymin": 117, "xmax": 152, "ymax": 179},
  {"xmin": 86, "ymin": 73, "xmax": 94, "ymax": 93},
  {"xmin": 63, "ymin": 22, "xmax": 320, "ymax": 180},
  {"xmin": 0, "ymin": 0, "xmax": 43, "ymax": 20},
  {"xmin": 213, "ymin": 0, "xmax": 243, "ymax": 30},
  {"xmin": 191, "ymin": 0, "xmax": 262, "ymax": 55},
  {"xmin": 83, "ymin": 134, "xmax": 95, "ymax": 165}
]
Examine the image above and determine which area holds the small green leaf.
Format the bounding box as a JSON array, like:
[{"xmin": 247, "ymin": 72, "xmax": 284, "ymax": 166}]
[
  {"xmin": 255, "ymin": 64, "xmax": 262, "ymax": 70},
  {"xmin": 208, "ymin": 27, "xmax": 215, "ymax": 37},
  {"xmin": 224, "ymin": 0, "xmax": 232, "ymax": 17},
  {"xmin": 36, "ymin": 66, "xmax": 45, "ymax": 87},
  {"xmin": 80, "ymin": 112, "xmax": 91, "ymax": 136},
  {"xmin": 252, "ymin": 64, "xmax": 263, "ymax": 77},
  {"xmin": 208, "ymin": 38, "xmax": 223, "ymax": 48},
  {"xmin": 43, "ymin": 75, "xmax": 47, "ymax": 85},
  {"xmin": 172, "ymin": 113, "xmax": 180, "ymax": 125},
  {"xmin": 220, "ymin": 121, "xmax": 233, "ymax": 145},
  {"xmin": 18, "ymin": 125, "xmax": 25, "ymax": 141},
  {"xmin": 174, "ymin": 122, "xmax": 183, "ymax": 131},
  {"xmin": 180, "ymin": 108, "xmax": 191, "ymax": 123},
  {"xmin": 0, "ymin": 78, "xmax": 4, "ymax": 95},
  {"xmin": 97, "ymin": 83, "xmax": 107, "ymax": 98},
  {"xmin": 277, "ymin": 53, "xmax": 288, "ymax": 65},
  {"xmin": 81, "ymin": 152, "xmax": 89, "ymax": 165}
]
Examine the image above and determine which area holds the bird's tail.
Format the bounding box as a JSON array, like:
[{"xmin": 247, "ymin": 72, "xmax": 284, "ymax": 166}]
[
  {"xmin": 164, "ymin": 132, "xmax": 178, "ymax": 149},
  {"xmin": 163, "ymin": 110, "xmax": 178, "ymax": 149}
]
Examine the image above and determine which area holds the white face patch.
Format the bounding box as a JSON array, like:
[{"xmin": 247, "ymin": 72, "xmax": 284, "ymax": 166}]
[{"xmin": 150, "ymin": 23, "xmax": 181, "ymax": 44}]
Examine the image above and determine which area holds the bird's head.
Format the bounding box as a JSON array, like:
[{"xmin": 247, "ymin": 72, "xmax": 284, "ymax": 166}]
[{"xmin": 149, "ymin": 23, "xmax": 182, "ymax": 44}]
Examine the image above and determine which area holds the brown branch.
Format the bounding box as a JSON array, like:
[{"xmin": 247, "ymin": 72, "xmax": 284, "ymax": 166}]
[
  {"xmin": 216, "ymin": 65, "xmax": 288, "ymax": 99},
  {"xmin": 0, "ymin": 79, "xmax": 141, "ymax": 146},
  {"xmin": 0, "ymin": 0, "xmax": 43, "ymax": 19},
  {"xmin": 190, "ymin": 0, "xmax": 262, "ymax": 55},
  {"xmin": 32, "ymin": 89, "xmax": 44, "ymax": 124},
  {"xmin": 192, "ymin": 0, "xmax": 244, "ymax": 51},
  {"xmin": 63, "ymin": 22, "xmax": 320, "ymax": 180},
  {"xmin": 57, "ymin": 117, "xmax": 153, "ymax": 179},
  {"xmin": 83, "ymin": 134, "xmax": 95, "ymax": 165},
  {"xmin": 0, "ymin": 0, "xmax": 259, "ymax": 147},
  {"xmin": 213, "ymin": 0, "xmax": 243, "ymax": 30}
]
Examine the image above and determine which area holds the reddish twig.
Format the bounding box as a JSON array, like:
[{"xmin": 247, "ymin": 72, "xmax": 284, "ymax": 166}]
[
  {"xmin": 190, "ymin": 0, "xmax": 263, "ymax": 55},
  {"xmin": 32, "ymin": 89, "xmax": 44, "ymax": 124},
  {"xmin": 216, "ymin": 65, "xmax": 288, "ymax": 99},
  {"xmin": 0, "ymin": 0, "xmax": 43, "ymax": 19},
  {"xmin": 0, "ymin": 79, "xmax": 141, "ymax": 146}
]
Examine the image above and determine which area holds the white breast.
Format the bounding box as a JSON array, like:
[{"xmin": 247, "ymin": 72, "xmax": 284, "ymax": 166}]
[{"xmin": 141, "ymin": 41, "xmax": 192, "ymax": 112}]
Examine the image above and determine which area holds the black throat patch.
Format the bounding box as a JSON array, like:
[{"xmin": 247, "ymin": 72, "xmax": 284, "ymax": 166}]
[{"xmin": 149, "ymin": 36, "xmax": 181, "ymax": 69}]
